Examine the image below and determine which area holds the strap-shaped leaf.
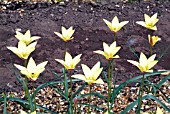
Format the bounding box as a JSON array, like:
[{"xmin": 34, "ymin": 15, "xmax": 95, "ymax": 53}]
[
  {"xmin": 121, "ymin": 94, "xmax": 170, "ymax": 114},
  {"xmin": 72, "ymin": 82, "xmax": 87, "ymax": 98}
]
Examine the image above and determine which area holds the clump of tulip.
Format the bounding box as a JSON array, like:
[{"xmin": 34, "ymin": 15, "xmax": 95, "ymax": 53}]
[{"xmin": 4, "ymin": 12, "xmax": 170, "ymax": 114}]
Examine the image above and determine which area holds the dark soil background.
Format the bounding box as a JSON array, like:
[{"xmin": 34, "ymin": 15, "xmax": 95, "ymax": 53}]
[{"xmin": 0, "ymin": 0, "xmax": 170, "ymax": 93}]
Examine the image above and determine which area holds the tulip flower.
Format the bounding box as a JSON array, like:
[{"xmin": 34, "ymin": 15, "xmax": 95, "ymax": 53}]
[
  {"xmin": 72, "ymin": 62, "xmax": 104, "ymax": 85},
  {"xmin": 54, "ymin": 26, "xmax": 75, "ymax": 42},
  {"xmin": 148, "ymin": 34, "xmax": 161, "ymax": 46},
  {"xmin": 14, "ymin": 57, "xmax": 48, "ymax": 81},
  {"xmin": 55, "ymin": 52, "xmax": 82, "ymax": 70},
  {"xmin": 136, "ymin": 13, "xmax": 159, "ymax": 30},
  {"xmin": 20, "ymin": 110, "xmax": 36, "ymax": 114},
  {"xmin": 15, "ymin": 30, "xmax": 41, "ymax": 45},
  {"xmin": 127, "ymin": 52, "xmax": 158, "ymax": 73},
  {"xmin": 7, "ymin": 41, "xmax": 37, "ymax": 60},
  {"xmin": 103, "ymin": 16, "xmax": 129, "ymax": 33},
  {"xmin": 94, "ymin": 41, "xmax": 121, "ymax": 60}
]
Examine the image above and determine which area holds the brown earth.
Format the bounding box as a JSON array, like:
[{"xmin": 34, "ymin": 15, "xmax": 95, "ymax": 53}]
[{"xmin": 0, "ymin": 0, "xmax": 170, "ymax": 93}]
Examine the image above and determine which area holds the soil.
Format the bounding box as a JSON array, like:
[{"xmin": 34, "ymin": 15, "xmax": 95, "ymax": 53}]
[{"xmin": 0, "ymin": 0, "xmax": 170, "ymax": 93}]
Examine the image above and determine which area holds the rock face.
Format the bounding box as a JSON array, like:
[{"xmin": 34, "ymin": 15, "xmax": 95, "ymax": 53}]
[{"xmin": 0, "ymin": 0, "xmax": 170, "ymax": 91}]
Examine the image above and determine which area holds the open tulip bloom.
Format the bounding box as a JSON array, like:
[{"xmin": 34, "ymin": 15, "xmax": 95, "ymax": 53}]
[
  {"xmin": 14, "ymin": 57, "xmax": 48, "ymax": 81},
  {"xmin": 15, "ymin": 30, "xmax": 41, "ymax": 45},
  {"xmin": 127, "ymin": 52, "xmax": 158, "ymax": 73},
  {"xmin": 103, "ymin": 16, "xmax": 129, "ymax": 33},
  {"xmin": 7, "ymin": 41, "xmax": 37, "ymax": 60},
  {"xmin": 136, "ymin": 13, "xmax": 159, "ymax": 30},
  {"xmin": 94, "ymin": 41, "xmax": 121, "ymax": 60},
  {"xmin": 55, "ymin": 52, "xmax": 82, "ymax": 70},
  {"xmin": 72, "ymin": 62, "xmax": 104, "ymax": 85},
  {"xmin": 148, "ymin": 34, "xmax": 161, "ymax": 46},
  {"xmin": 54, "ymin": 26, "xmax": 75, "ymax": 42}
]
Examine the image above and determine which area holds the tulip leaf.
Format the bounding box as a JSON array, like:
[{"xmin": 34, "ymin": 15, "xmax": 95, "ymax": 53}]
[
  {"xmin": 121, "ymin": 94, "xmax": 170, "ymax": 114},
  {"xmin": 72, "ymin": 82, "xmax": 87, "ymax": 98},
  {"xmin": 7, "ymin": 97, "xmax": 56, "ymax": 113},
  {"xmin": 32, "ymin": 80, "xmax": 64, "ymax": 100},
  {"xmin": 156, "ymin": 74, "xmax": 170, "ymax": 87},
  {"xmin": 158, "ymin": 44, "xmax": 170, "ymax": 61},
  {"xmin": 102, "ymin": 71, "xmax": 108, "ymax": 83},
  {"xmin": 127, "ymin": 44, "xmax": 139, "ymax": 59},
  {"xmin": 52, "ymin": 86, "xmax": 69, "ymax": 101},
  {"xmin": 3, "ymin": 94, "xmax": 7, "ymax": 114},
  {"xmin": 110, "ymin": 71, "xmax": 168, "ymax": 106},
  {"xmin": 62, "ymin": 68, "xmax": 68, "ymax": 97}
]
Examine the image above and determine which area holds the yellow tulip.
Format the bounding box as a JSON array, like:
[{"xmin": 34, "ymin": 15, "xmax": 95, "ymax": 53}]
[
  {"xmin": 94, "ymin": 41, "xmax": 121, "ymax": 60},
  {"xmin": 136, "ymin": 13, "xmax": 159, "ymax": 30},
  {"xmin": 15, "ymin": 30, "xmax": 41, "ymax": 45},
  {"xmin": 148, "ymin": 34, "xmax": 161, "ymax": 46},
  {"xmin": 20, "ymin": 110, "xmax": 36, "ymax": 114},
  {"xmin": 14, "ymin": 57, "xmax": 48, "ymax": 81},
  {"xmin": 127, "ymin": 52, "xmax": 158, "ymax": 73},
  {"xmin": 7, "ymin": 41, "xmax": 37, "ymax": 60},
  {"xmin": 54, "ymin": 26, "xmax": 75, "ymax": 42},
  {"xmin": 55, "ymin": 52, "xmax": 82, "ymax": 70},
  {"xmin": 103, "ymin": 16, "xmax": 129, "ymax": 33},
  {"xmin": 72, "ymin": 62, "xmax": 104, "ymax": 85}
]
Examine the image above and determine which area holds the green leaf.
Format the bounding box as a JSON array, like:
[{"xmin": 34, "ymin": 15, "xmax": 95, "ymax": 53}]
[
  {"xmin": 102, "ymin": 71, "xmax": 108, "ymax": 83},
  {"xmin": 7, "ymin": 97, "xmax": 56, "ymax": 113},
  {"xmin": 3, "ymin": 94, "xmax": 7, "ymax": 114},
  {"xmin": 110, "ymin": 71, "xmax": 168, "ymax": 107},
  {"xmin": 156, "ymin": 74, "xmax": 170, "ymax": 87},
  {"xmin": 121, "ymin": 94, "xmax": 170, "ymax": 114},
  {"xmin": 63, "ymin": 68, "xmax": 68, "ymax": 97},
  {"xmin": 32, "ymin": 80, "xmax": 64, "ymax": 100},
  {"xmin": 72, "ymin": 82, "xmax": 87, "ymax": 98}
]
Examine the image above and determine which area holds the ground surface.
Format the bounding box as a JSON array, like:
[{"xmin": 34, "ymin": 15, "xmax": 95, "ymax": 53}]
[{"xmin": 0, "ymin": 0, "xmax": 170, "ymax": 93}]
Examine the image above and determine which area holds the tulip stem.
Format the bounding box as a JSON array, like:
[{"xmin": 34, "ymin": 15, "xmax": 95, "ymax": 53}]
[
  {"xmin": 69, "ymin": 70, "xmax": 73, "ymax": 114},
  {"xmin": 138, "ymin": 73, "xmax": 145, "ymax": 114},
  {"xmin": 32, "ymin": 82, "xmax": 36, "ymax": 111},
  {"xmin": 64, "ymin": 42, "xmax": 67, "ymax": 59},
  {"xmin": 114, "ymin": 32, "xmax": 116, "ymax": 42},
  {"xmin": 149, "ymin": 44, "xmax": 153, "ymax": 56},
  {"xmin": 107, "ymin": 60, "xmax": 111, "ymax": 113},
  {"xmin": 88, "ymin": 84, "xmax": 92, "ymax": 114}
]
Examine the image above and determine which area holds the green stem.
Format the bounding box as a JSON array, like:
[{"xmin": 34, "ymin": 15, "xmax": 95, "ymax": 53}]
[
  {"xmin": 107, "ymin": 60, "xmax": 111, "ymax": 113},
  {"xmin": 138, "ymin": 73, "xmax": 145, "ymax": 114},
  {"xmin": 114, "ymin": 32, "xmax": 116, "ymax": 42},
  {"xmin": 32, "ymin": 82, "xmax": 36, "ymax": 111},
  {"xmin": 63, "ymin": 42, "xmax": 68, "ymax": 97},
  {"xmin": 69, "ymin": 70, "xmax": 73, "ymax": 114},
  {"xmin": 150, "ymin": 44, "xmax": 153, "ymax": 56},
  {"xmin": 88, "ymin": 85, "xmax": 92, "ymax": 114},
  {"xmin": 64, "ymin": 42, "xmax": 67, "ymax": 59}
]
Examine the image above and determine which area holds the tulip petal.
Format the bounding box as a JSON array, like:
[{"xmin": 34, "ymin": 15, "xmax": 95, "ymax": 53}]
[
  {"xmin": 136, "ymin": 21, "xmax": 146, "ymax": 27},
  {"xmin": 148, "ymin": 54, "xmax": 156, "ymax": 63},
  {"xmin": 127, "ymin": 60, "xmax": 139, "ymax": 67},
  {"xmin": 14, "ymin": 64, "xmax": 27, "ymax": 71},
  {"xmin": 54, "ymin": 32, "xmax": 63, "ymax": 39},
  {"xmin": 93, "ymin": 67, "xmax": 103, "ymax": 80},
  {"xmin": 81, "ymin": 64, "xmax": 91, "ymax": 77},
  {"xmin": 103, "ymin": 19, "xmax": 113, "ymax": 31},
  {"xmin": 139, "ymin": 52, "xmax": 148, "ymax": 66},
  {"xmin": 72, "ymin": 74, "xmax": 86, "ymax": 81},
  {"xmin": 148, "ymin": 61, "xmax": 158, "ymax": 70},
  {"xmin": 91, "ymin": 62, "xmax": 100, "ymax": 74},
  {"xmin": 94, "ymin": 78, "xmax": 104, "ymax": 84},
  {"xmin": 27, "ymin": 57, "xmax": 37, "ymax": 73}
]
